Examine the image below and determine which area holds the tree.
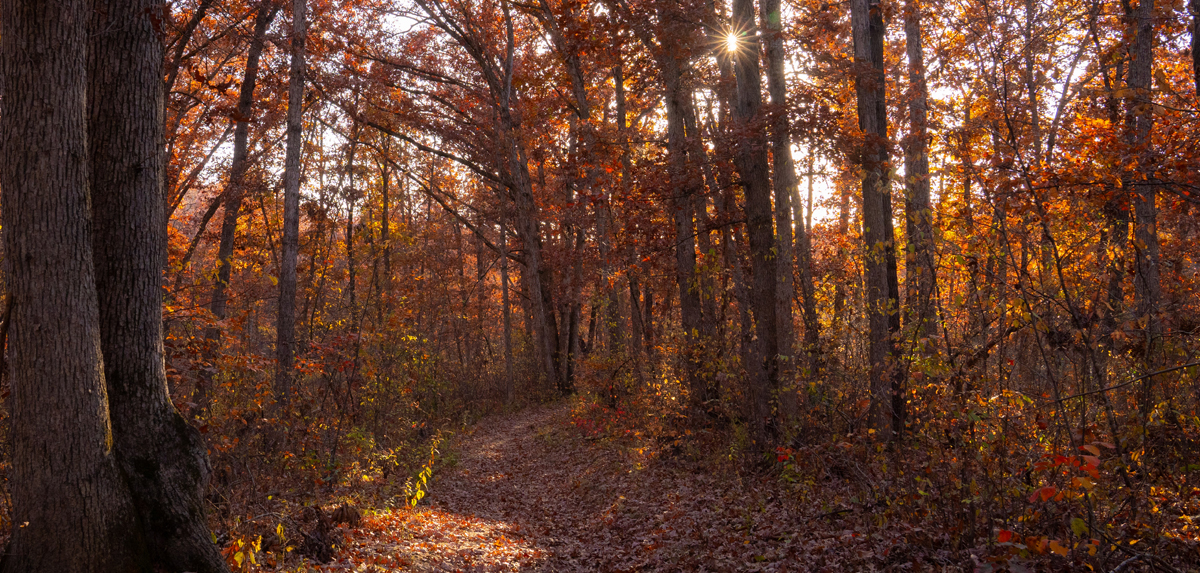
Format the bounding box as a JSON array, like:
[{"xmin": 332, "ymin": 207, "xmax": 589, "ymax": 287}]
[
  {"xmin": 278, "ymin": 0, "xmax": 308, "ymax": 407},
  {"xmin": 0, "ymin": 2, "xmax": 146, "ymax": 569},
  {"xmin": 88, "ymin": 1, "xmax": 230, "ymax": 569},
  {"xmin": 731, "ymin": 0, "xmax": 780, "ymax": 445},
  {"xmin": 200, "ymin": 0, "xmax": 280, "ymax": 412},
  {"xmin": 902, "ymin": 0, "xmax": 936, "ymax": 344},
  {"xmin": 1125, "ymin": 0, "xmax": 1161, "ymax": 408},
  {"xmin": 851, "ymin": 0, "xmax": 902, "ymax": 436}
]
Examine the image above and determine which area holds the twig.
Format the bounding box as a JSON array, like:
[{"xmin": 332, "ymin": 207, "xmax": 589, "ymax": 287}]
[{"xmin": 1049, "ymin": 361, "xmax": 1200, "ymax": 404}]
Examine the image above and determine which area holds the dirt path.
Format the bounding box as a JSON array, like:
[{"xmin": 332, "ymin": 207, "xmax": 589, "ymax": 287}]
[{"xmin": 324, "ymin": 404, "xmax": 936, "ymax": 572}]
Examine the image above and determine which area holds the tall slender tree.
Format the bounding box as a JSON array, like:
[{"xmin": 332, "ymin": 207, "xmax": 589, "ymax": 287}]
[
  {"xmin": 277, "ymin": 0, "xmax": 308, "ymax": 407},
  {"xmin": 199, "ymin": 1, "xmax": 279, "ymax": 412},
  {"xmin": 731, "ymin": 0, "xmax": 780, "ymax": 445},
  {"xmin": 851, "ymin": 0, "xmax": 903, "ymax": 436},
  {"xmin": 903, "ymin": 0, "xmax": 937, "ymax": 343},
  {"xmin": 1125, "ymin": 0, "xmax": 1162, "ymax": 409}
]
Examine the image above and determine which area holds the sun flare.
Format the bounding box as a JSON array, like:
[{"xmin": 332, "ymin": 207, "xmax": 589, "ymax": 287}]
[{"xmin": 725, "ymin": 32, "xmax": 739, "ymax": 52}]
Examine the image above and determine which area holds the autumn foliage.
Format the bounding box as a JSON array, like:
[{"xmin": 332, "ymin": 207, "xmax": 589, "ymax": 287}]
[{"xmin": 2, "ymin": 0, "xmax": 1200, "ymax": 570}]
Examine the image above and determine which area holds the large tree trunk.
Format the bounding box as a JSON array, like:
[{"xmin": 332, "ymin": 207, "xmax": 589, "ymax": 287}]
[
  {"xmin": 903, "ymin": 0, "xmax": 937, "ymax": 344},
  {"xmin": 1126, "ymin": 0, "xmax": 1161, "ymax": 412},
  {"xmin": 852, "ymin": 0, "xmax": 903, "ymax": 437},
  {"xmin": 87, "ymin": 1, "xmax": 229, "ymax": 571},
  {"xmin": 0, "ymin": 1, "xmax": 146, "ymax": 569},
  {"xmin": 277, "ymin": 0, "xmax": 308, "ymax": 407},
  {"xmin": 732, "ymin": 0, "xmax": 779, "ymax": 446}
]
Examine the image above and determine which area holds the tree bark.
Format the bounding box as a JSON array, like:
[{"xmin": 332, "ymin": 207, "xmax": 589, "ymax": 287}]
[
  {"xmin": 277, "ymin": 0, "xmax": 308, "ymax": 407},
  {"xmin": 0, "ymin": 1, "xmax": 146, "ymax": 569},
  {"xmin": 852, "ymin": 0, "xmax": 903, "ymax": 437},
  {"xmin": 1126, "ymin": 0, "xmax": 1161, "ymax": 410},
  {"xmin": 903, "ymin": 0, "xmax": 937, "ymax": 344},
  {"xmin": 732, "ymin": 0, "xmax": 779, "ymax": 446},
  {"xmin": 87, "ymin": 1, "xmax": 230, "ymax": 570}
]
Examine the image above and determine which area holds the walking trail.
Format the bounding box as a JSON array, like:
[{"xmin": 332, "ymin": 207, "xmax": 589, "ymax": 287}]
[{"xmin": 320, "ymin": 403, "xmax": 942, "ymax": 572}]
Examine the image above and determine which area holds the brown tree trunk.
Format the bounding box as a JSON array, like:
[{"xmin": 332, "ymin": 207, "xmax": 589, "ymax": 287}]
[
  {"xmin": 660, "ymin": 41, "xmax": 706, "ymax": 412},
  {"xmin": 762, "ymin": 0, "xmax": 800, "ymax": 421},
  {"xmin": 88, "ymin": 1, "xmax": 230, "ymax": 570},
  {"xmin": 277, "ymin": 0, "xmax": 308, "ymax": 407},
  {"xmin": 0, "ymin": 1, "xmax": 146, "ymax": 569},
  {"xmin": 1126, "ymin": 0, "xmax": 1161, "ymax": 412},
  {"xmin": 199, "ymin": 2, "xmax": 278, "ymax": 410},
  {"xmin": 500, "ymin": 196, "xmax": 515, "ymax": 404},
  {"xmin": 903, "ymin": 0, "xmax": 937, "ymax": 344},
  {"xmin": 852, "ymin": 0, "xmax": 903, "ymax": 437},
  {"xmin": 732, "ymin": 0, "xmax": 779, "ymax": 446}
]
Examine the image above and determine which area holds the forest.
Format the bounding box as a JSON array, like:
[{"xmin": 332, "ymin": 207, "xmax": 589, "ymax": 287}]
[{"xmin": 1, "ymin": 0, "xmax": 1199, "ymax": 571}]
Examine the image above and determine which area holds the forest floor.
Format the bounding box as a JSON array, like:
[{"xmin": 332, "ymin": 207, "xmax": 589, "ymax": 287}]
[{"xmin": 292, "ymin": 402, "xmax": 972, "ymax": 572}]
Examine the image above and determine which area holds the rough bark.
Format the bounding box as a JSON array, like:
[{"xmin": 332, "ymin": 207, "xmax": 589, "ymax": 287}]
[
  {"xmin": 903, "ymin": 0, "xmax": 937, "ymax": 343},
  {"xmin": 87, "ymin": 1, "xmax": 229, "ymax": 570},
  {"xmin": 852, "ymin": 0, "xmax": 903, "ymax": 437},
  {"xmin": 732, "ymin": 0, "xmax": 779, "ymax": 446},
  {"xmin": 0, "ymin": 1, "xmax": 146, "ymax": 569},
  {"xmin": 277, "ymin": 0, "xmax": 308, "ymax": 407}
]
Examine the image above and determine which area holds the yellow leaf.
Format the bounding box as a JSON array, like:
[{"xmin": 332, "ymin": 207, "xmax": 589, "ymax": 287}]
[{"xmin": 234, "ymin": 551, "xmax": 244, "ymax": 567}]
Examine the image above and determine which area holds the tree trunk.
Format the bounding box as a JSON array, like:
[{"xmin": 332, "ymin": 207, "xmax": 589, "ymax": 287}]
[
  {"xmin": 500, "ymin": 197, "xmax": 515, "ymax": 404},
  {"xmin": 794, "ymin": 156, "xmax": 821, "ymax": 376},
  {"xmin": 852, "ymin": 0, "xmax": 903, "ymax": 437},
  {"xmin": 903, "ymin": 0, "xmax": 937, "ymax": 344},
  {"xmin": 87, "ymin": 1, "xmax": 229, "ymax": 570},
  {"xmin": 762, "ymin": 0, "xmax": 799, "ymax": 421},
  {"xmin": 1126, "ymin": 0, "xmax": 1161, "ymax": 411},
  {"xmin": 0, "ymin": 1, "xmax": 146, "ymax": 569},
  {"xmin": 199, "ymin": 2, "xmax": 278, "ymax": 411},
  {"xmin": 1191, "ymin": 0, "xmax": 1199, "ymax": 94},
  {"xmin": 660, "ymin": 41, "xmax": 706, "ymax": 413},
  {"xmin": 210, "ymin": 2, "xmax": 278, "ymax": 321},
  {"xmin": 732, "ymin": 0, "xmax": 779, "ymax": 446},
  {"xmin": 277, "ymin": 0, "xmax": 308, "ymax": 407}
]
